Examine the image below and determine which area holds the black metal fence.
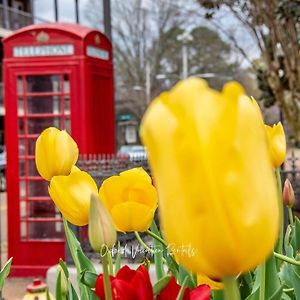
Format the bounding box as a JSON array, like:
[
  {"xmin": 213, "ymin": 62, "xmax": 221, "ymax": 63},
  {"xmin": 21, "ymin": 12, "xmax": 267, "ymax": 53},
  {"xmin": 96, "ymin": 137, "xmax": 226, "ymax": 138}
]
[{"xmin": 76, "ymin": 150, "xmax": 300, "ymax": 261}]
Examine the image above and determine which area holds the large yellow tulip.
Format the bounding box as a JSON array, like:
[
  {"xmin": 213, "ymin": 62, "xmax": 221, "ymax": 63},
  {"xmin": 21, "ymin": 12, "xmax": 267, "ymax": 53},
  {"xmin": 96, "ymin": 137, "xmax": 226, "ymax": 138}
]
[
  {"xmin": 49, "ymin": 170, "xmax": 98, "ymax": 226},
  {"xmin": 140, "ymin": 78, "xmax": 279, "ymax": 278},
  {"xmin": 265, "ymin": 122, "xmax": 286, "ymax": 167},
  {"xmin": 99, "ymin": 167, "xmax": 158, "ymax": 232},
  {"xmin": 35, "ymin": 127, "xmax": 79, "ymax": 181}
]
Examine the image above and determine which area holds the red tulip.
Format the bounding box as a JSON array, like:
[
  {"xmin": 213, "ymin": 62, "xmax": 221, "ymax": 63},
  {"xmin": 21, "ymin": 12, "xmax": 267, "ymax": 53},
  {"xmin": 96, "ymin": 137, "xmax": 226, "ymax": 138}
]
[
  {"xmin": 157, "ymin": 277, "xmax": 210, "ymax": 300},
  {"xmin": 95, "ymin": 265, "xmax": 153, "ymax": 300}
]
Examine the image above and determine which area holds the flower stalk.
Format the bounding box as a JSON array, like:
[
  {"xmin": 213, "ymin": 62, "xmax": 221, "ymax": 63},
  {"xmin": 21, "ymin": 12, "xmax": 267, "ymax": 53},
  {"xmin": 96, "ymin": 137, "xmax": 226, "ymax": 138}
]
[
  {"xmin": 275, "ymin": 168, "xmax": 284, "ymax": 255},
  {"xmin": 101, "ymin": 246, "xmax": 113, "ymax": 300},
  {"xmin": 223, "ymin": 276, "xmax": 240, "ymax": 300}
]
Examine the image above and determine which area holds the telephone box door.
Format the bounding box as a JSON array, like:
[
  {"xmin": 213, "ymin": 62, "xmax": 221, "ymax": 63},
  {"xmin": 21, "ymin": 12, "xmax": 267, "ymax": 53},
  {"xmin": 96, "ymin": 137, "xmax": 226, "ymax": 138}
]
[{"xmin": 6, "ymin": 66, "xmax": 78, "ymax": 275}]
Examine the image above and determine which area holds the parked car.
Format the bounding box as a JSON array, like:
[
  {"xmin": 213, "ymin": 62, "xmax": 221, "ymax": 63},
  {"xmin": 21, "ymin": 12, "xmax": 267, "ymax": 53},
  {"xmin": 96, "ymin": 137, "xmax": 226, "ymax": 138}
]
[
  {"xmin": 117, "ymin": 145, "xmax": 147, "ymax": 161},
  {"xmin": 0, "ymin": 145, "xmax": 6, "ymax": 192}
]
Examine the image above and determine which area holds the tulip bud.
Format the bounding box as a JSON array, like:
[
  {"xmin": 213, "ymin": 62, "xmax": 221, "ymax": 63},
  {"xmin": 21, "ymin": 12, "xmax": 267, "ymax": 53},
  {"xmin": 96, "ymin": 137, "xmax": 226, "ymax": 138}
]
[
  {"xmin": 88, "ymin": 193, "xmax": 117, "ymax": 251},
  {"xmin": 283, "ymin": 178, "xmax": 295, "ymax": 208}
]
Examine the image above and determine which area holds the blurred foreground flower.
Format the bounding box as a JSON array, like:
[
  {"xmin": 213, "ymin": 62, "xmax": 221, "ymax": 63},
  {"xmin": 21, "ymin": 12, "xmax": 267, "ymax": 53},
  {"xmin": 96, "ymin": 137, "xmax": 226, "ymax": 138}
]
[
  {"xmin": 141, "ymin": 78, "xmax": 279, "ymax": 278},
  {"xmin": 88, "ymin": 193, "xmax": 117, "ymax": 251},
  {"xmin": 99, "ymin": 167, "xmax": 158, "ymax": 232},
  {"xmin": 265, "ymin": 122, "xmax": 286, "ymax": 167},
  {"xmin": 49, "ymin": 170, "xmax": 98, "ymax": 226},
  {"xmin": 95, "ymin": 265, "xmax": 153, "ymax": 300},
  {"xmin": 35, "ymin": 127, "xmax": 78, "ymax": 181}
]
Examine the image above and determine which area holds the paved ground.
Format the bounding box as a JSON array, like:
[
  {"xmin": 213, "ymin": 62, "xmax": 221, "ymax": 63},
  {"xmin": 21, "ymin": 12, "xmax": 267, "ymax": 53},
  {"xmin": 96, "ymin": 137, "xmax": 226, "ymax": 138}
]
[
  {"xmin": 0, "ymin": 193, "xmax": 44, "ymax": 299},
  {"xmin": 2, "ymin": 277, "xmax": 34, "ymax": 300}
]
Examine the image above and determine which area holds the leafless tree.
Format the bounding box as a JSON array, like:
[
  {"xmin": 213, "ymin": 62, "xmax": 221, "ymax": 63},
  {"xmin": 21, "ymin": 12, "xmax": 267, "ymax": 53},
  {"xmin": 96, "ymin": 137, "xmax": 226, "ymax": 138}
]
[{"xmin": 197, "ymin": 0, "xmax": 300, "ymax": 141}]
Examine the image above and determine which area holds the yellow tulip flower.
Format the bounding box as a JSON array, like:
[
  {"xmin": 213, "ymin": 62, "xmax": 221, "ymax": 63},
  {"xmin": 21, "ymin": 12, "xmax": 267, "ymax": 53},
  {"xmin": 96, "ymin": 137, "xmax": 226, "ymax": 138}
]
[
  {"xmin": 140, "ymin": 78, "xmax": 279, "ymax": 278},
  {"xmin": 35, "ymin": 127, "xmax": 79, "ymax": 181},
  {"xmin": 99, "ymin": 167, "xmax": 158, "ymax": 232},
  {"xmin": 49, "ymin": 170, "xmax": 98, "ymax": 226},
  {"xmin": 265, "ymin": 122, "xmax": 286, "ymax": 167}
]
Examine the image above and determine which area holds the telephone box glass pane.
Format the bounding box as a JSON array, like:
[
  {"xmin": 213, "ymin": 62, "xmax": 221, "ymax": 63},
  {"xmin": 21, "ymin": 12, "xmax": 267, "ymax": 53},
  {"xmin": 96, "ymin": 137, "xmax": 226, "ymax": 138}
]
[
  {"xmin": 26, "ymin": 96, "xmax": 60, "ymax": 114},
  {"xmin": 18, "ymin": 118, "xmax": 25, "ymax": 134},
  {"xmin": 26, "ymin": 75, "xmax": 61, "ymax": 93},
  {"xmin": 28, "ymin": 138, "xmax": 37, "ymax": 156},
  {"xmin": 28, "ymin": 180, "xmax": 48, "ymax": 197},
  {"xmin": 28, "ymin": 159, "xmax": 39, "ymax": 176},
  {"xmin": 64, "ymin": 74, "xmax": 70, "ymax": 93},
  {"xmin": 17, "ymin": 98, "xmax": 24, "ymax": 116},
  {"xmin": 27, "ymin": 117, "xmax": 61, "ymax": 134},
  {"xmin": 20, "ymin": 180, "xmax": 26, "ymax": 197},
  {"xmin": 28, "ymin": 201, "xmax": 56, "ymax": 218},
  {"xmin": 17, "ymin": 76, "xmax": 23, "ymax": 94},
  {"xmin": 21, "ymin": 221, "xmax": 64, "ymax": 240},
  {"xmin": 19, "ymin": 159, "xmax": 25, "ymax": 176}
]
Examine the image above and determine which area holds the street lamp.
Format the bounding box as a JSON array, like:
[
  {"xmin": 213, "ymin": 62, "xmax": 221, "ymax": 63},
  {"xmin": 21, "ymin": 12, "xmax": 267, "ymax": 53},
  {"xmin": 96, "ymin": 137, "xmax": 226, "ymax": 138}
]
[{"xmin": 177, "ymin": 31, "xmax": 193, "ymax": 79}]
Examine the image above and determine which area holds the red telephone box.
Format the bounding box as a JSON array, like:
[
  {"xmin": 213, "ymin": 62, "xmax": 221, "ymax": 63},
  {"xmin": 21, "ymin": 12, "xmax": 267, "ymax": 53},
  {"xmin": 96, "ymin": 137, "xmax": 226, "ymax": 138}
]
[{"xmin": 3, "ymin": 23, "xmax": 115, "ymax": 276}]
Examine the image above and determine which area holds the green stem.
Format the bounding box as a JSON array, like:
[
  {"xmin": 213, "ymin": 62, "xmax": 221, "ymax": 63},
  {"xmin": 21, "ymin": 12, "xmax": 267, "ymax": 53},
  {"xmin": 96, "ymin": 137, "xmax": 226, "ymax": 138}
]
[
  {"xmin": 101, "ymin": 246, "xmax": 113, "ymax": 300},
  {"xmin": 146, "ymin": 229, "xmax": 168, "ymax": 247},
  {"xmin": 63, "ymin": 219, "xmax": 81, "ymax": 272},
  {"xmin": 274, "ymin": 252, "xmax": 300, "ymax": 266},
  {"xmin": 134, "ymin": 231, "xmax": 154, "ymax": 254},
  {"xmin": 288, "ymin": 207, "xmax": 294, "ymax": 226},
  {"xmin": 259, "ymin": 262, "xmax": 266, "ymax": 300},
  {"xmin": 223, "ymin": 276, "xmax": 241, "ymax": 300},
  {"xmin": 107, "ymin": 250, "xmax": 114, "ymax": 275},
  {"xmin": 275, "ymin": 168, "xmax": 284, "ymax": 255},
  {"xmin": 176, "ymin": 276, "xmax": 189, "ymax": 300}
]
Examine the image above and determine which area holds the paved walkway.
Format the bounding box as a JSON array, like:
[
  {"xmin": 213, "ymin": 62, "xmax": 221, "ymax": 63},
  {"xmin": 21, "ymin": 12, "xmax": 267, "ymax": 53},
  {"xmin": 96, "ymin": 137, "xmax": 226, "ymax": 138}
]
[{"xmin": 2, "ymin": 277, "xmax": 34, "ymax": 300}]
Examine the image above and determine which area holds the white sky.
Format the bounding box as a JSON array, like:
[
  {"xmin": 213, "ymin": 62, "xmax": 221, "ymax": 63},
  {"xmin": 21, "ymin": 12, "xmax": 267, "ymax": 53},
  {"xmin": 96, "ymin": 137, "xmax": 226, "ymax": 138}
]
[{"xmin": 33, "ymin": 0, "xmax": 260, "ymax": 67}]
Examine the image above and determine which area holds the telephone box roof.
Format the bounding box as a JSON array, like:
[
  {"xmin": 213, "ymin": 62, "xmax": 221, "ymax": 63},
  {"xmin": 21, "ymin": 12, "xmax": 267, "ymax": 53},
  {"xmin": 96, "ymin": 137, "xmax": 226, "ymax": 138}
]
[{"xmin": 3, "ymin": 22, "xmax": 108, "ymax": 42}]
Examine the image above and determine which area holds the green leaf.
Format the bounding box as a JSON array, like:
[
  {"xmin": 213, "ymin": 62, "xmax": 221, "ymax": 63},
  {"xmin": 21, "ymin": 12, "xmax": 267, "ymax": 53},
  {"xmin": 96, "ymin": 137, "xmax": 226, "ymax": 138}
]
[
  {"xmin": 80, "ymin": 270, "xmax": 98, "ymax": 288},
  {"xmin": 114, "ymin": 241, "xmax": 121, "ymax": 275},
  {"xmin": 211, "ymin": 290, "xmax": 224, "ymax": 300},
  {"xmin": 178, "ymin": 265, "xmax": 196, "ymax": 289},
  {"xmin": 291, "ymin": 218, "xmax": 300, "ymax": 252},
  {"xmin": 77, "ymin": 249, "xmax": 96, "ymax": 273},
  {"xmin": 46, "ymin": 289, "xmax": 52, "ymax": 300},
  {"xmin": 240, "ymin": 272, "xmax": 253, "ymax": 299},
  {"xmin": 63, "ymin": 219, "xmax": 94, "ymax": 300},
  {"xmin": 284, "ymin": 225, "xmax": 294, "ymax": 258},
  {"xmin": 59, "ymin": 259, "xmax": 69, "ymax": 279},
  {"xmin": 176, "ymin": 276, "xmax": 189, "ymax": 300},
  {"xmin": 56, "ymin": 271, "xmax": 63, "ymax": 300},
  {"xmin": 68, "ymin": 283, "xmax": 79, "ymax": 300},
  {"xmin": 246, "ymin": 254, "xmax": 282, "ymax": 300},
  {"xmin": 0, "ymin": 257, "xmax": 12, "ymax": 291},
  {"xmin": 153, "ymin": 274, "xmax": 172, "ymax": 295},
  {"xmin": 150, "ymin": 221, "xmax": 165, "ymax": 280}
]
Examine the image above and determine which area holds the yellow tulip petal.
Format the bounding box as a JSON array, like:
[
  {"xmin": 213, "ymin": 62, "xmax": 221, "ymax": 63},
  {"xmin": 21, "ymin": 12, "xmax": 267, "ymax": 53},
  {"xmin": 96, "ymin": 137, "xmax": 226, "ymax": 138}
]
[
  {"xmin": 197, "ymin": 274, "xmax": 223, "ymax": 290},
  {"xmin": 110, "ymin": 202, "xmax": 156, "ymax": 232},
  {"xmin": 35, "ymin": 127, "xmax": 78, "ymax": 181},
  {"xmin": 120, "ymin": 167, "xmax": 152, "ymax": 185},
  {"xmin": 127, "ymin": 181, "xmax": 158, "ymax": 209},
  {"xmin": 141, "ymin": 78, "xmax": 278, "ymax": 278},
  {"xmin": 49, "ymin": 171, "xmax": 98, "ymax": 226},
  {"xmin": 265, "ymin": 122, "xmax": 286, "ymax": 167},
  {"xmin": 99, "ymin": 175, "xmax": 129, "ymax": 210}
]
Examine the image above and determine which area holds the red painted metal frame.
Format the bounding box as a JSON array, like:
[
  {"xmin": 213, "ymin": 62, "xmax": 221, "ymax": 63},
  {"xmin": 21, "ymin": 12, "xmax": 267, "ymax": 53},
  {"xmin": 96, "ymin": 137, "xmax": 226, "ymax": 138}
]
[{"xmin": 3, "ymin": 23, "xmax": 115, "ymax": 276}]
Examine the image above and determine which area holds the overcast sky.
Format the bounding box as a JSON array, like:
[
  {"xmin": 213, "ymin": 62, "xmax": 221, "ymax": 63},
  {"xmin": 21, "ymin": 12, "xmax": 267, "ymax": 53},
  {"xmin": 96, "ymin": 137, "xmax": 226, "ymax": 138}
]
[
  {"xmin": 33, "ymin": 0, "xmax": 102, "ymax": 28},
  {"xmin": 33, "ymin": 0, "xmax": 260, "ymax": 67}
]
